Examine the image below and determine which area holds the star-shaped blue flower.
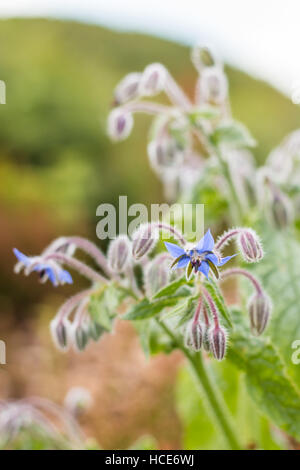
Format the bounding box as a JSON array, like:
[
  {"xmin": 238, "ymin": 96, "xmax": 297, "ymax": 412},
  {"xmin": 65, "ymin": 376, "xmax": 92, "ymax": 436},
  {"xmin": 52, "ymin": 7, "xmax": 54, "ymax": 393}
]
[
  {"xmin": 164, "ymin": 229, "xmax": 235, "ymax": 279},
  {"xmin": 13, "ymin": 248, "xmax": 73, "ymax": 286}
]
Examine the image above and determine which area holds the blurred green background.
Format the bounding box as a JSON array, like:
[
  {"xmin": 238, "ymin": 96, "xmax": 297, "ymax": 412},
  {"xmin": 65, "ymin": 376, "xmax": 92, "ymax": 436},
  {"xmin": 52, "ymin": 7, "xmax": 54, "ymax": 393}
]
[{"xmin": 0, "ymin": 17, "xmax": 300, "ymax": 449}]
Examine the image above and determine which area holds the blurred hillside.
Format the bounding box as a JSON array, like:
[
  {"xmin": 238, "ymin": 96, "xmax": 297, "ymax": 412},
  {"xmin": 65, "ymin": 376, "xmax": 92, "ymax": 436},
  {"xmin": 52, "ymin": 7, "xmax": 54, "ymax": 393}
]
[{"xmin": 1, "ymin": 18, "xmax": 300, "ymax": 223}]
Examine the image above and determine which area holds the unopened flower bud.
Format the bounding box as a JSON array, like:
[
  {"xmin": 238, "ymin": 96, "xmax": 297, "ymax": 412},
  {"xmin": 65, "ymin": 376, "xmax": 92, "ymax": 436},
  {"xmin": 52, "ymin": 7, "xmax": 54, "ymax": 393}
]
[
  {"xmin": 132, "ymin": 223, "xmax": 158, "ymax": 260},
  {"xmin": 144, "ymin": 254, "xmax": 170, "ymax": 297},
  {"xmin": 107, "ymin": 108, "xmax": 134, "ymax": 141},
  {"xmin": 50, "ymin": 317, "xmax": 71, "ymax": 351},
  {"xmin": 184, "ymin": 320, "xmax": 204, "ymax": 351},
  {"xmin": 148, "ymin": 136, "xmax": 184, "ymax": 173},
  {"xmin": 113, "ymin": 72, "xmax": 142, "ymax": 105},
  {"xmin": 191, "ymin": 321, "xmax": 203, "ymax": 351},
  {"xmin": 74, "ymin": 325, "xmax": 88, "ymax": 351},
  {"xmin": 248, "ymin": 292, "xmax": 272, "ymax": 336},
  {"xmin": 64, "ymin": 387, "xmax": 93, "ymax": 417},
  {"xmin": 202, "ymin": 324, "xmax": 211, "ymax": 352},
  {"xmin": 269, "ymin": 191, "xmax": 294, "ymax": 230},
  {"xmin": 197, "ymin": 66, "xmax": 228, "ymax": 105},
  {"xmin": 208, "ymin": 325, "xmax": 227, "ymax": 360},
  {"xmin": 108, "ymin": 235, "xmax": 132, "ymax": 273},
  {"xmin": 238, "ymin": 229, "xmax": 263, "ymax": 263},
  {"xmin": 140, "ymin": 63, "xmax": 166, "ymax": 96}
]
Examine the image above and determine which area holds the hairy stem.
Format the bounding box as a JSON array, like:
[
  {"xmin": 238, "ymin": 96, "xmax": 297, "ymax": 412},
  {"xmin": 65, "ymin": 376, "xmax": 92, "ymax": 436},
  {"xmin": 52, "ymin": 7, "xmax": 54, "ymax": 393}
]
[
  {"xmin": 221, "ymin": 268, "xmax": 263, "ymax": 295},
  {"xmin": 214, "ymin": 146, "xmax": 244, "ymax": 225},
  {"xmin": 154, "ymin": 222, "xmax": 187, "ymax": 245},
  {"xmin": 45, "ymin": 253, "xmax": 107, "ymax": 284},
  {"xmin": 156, "ymin": 319, "xmax": 242, "ymax": 450}
]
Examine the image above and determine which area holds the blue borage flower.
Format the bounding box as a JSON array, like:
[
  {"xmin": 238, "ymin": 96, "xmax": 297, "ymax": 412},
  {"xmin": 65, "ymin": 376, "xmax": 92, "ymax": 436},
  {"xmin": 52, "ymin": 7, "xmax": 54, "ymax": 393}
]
[
  {"xmin": 13, "ymin": 248, "xmax": 73, "ymax": 286},
  {"xmin": 164, "ymin": 229, "xmax": 236, "ymax": 280}
]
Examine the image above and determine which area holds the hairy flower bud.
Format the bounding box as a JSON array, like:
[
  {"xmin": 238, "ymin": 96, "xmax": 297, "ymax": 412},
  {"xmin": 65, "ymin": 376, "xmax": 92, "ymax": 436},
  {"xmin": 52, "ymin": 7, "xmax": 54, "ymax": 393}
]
[
  {"xmin": 139, "ymin": 63, "xmax": 166, "ymax": 96},
  {"xmin": 144, "ymin": 254, "xmax": 170, "ymax": 297},
  {"xmin": 196, "ymin": 66, "xmax": 228, "ymax": 105},
  {"xmin": 107, "ymin": 108, "xmax": 134, "ymax": 141},
  {"xmin": 108, "ymin": 235, "xmax": 132, "ymax": 273},
  {"xmin": 73, "ymin": 324, "xmax": 88, "ymax": 351},
  {"xmin": 113, "ymin": 72, "xmax": 142, "ymax": 105},
  {"xmin": 50, "ymin": 317, "xmax": 71, "ymax": 351},
  {"xmin": 248, "ymin": 292, "xmax": 272, "ymax": 335},
  {"xmin": 132, "ymin": 223, "xmax": 158, "ymax": 260},
  {"xmin": 238, "ymin": 229, "xmax": 263, "ymax": 263},
  {"xmin": 202, "ymin": 323, "xmax": 211, "ymax": 352},
  {"xmin": 269, "ymin": 191, "xmax": 294, "ymax": 230},
  {"xmin": 184, "ymin": 320, "xmax": 204, "ymax": 351},
  {"xmin": 208, "ymin": 325, "xmax": 227, "ymax": 360},
  {"xmin": 191, "ymin": 321, "xmax": 203, "ymax": 351},
  {"xmin": 147, "ymin": 136, "xmax": 184, "ymax": 174}
]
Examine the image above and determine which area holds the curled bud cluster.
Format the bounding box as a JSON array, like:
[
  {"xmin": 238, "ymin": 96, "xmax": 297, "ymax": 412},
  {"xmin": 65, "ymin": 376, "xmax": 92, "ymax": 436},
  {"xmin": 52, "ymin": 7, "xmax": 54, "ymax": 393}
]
[
  {"xmin": 238, "ymin": 229, "xmax": 263, "ymax": 263},
  {"xmin": 184, "ymin": 292, "xmax": 228, "ymax": 360},
  {"xmin": 248, "ymin": 292, "xmax": 272, "ymax": 336}
]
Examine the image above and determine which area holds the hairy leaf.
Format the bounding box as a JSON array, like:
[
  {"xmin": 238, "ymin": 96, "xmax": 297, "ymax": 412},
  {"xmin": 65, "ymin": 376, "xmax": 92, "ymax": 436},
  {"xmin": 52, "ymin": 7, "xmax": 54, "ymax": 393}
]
[
  {"xmin": 210, "ymin": 121, "xmax": 256, "ymax": 148},
  {"xmin": 227, "ymin": 309, "xmax": 300, "ymax": 440}
]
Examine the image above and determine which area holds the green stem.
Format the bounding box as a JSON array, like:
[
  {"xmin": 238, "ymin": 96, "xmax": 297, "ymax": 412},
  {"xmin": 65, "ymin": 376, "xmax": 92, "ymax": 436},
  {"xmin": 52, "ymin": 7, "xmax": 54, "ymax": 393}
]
[
  {"xmin": 214, "ymin": 146, "xmax": 244, "ymax": 225},
  {"xmin": 157, "ymin": 319, "xmax": 242, "ymax": 450}
]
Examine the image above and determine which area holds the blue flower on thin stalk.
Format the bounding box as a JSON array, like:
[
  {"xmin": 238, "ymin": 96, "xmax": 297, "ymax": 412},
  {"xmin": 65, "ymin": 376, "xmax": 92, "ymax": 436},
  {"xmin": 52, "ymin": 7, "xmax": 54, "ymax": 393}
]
[
  {"xmin": 13, "ymin": 248, "xmax": 73, "ymax": 286},
  {"xmin": 164, "ymin": 229, "xmax": 236, "ymax": 279}
]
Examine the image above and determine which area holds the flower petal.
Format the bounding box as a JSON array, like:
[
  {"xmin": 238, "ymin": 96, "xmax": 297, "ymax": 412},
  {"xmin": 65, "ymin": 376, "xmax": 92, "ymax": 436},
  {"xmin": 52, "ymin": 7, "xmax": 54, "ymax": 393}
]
[
  {"xmin": 195, "ymin": 229, "xmax": 214, "ymax": 253},
  {"xmin": 164, "ymin": 242, "xmax": 185, "ymax": 258},
  {"xmin": 198, "ymin": 260, "xmax": 210, "ymax": 278},
  {"xmin": 59, "ymin": 269, "xmax": 73, "ymax": 284},
  {"xmin": 13, "ymin": 248, "xmax": 30, "ymax": 266},
  {"xmin": 176, "ymin": 255, "xmax": 190, "ymax": 269},
  {"xmin": 45, "ymin": 267, "xmax": 57, "ymax": 285},
  {"xmin": 205, "ymin": 253, "xmax": 219, "ymax": 265},
  {"xmin": 217, "ymin": 254, "xmax": 237, "ymax": 266}
]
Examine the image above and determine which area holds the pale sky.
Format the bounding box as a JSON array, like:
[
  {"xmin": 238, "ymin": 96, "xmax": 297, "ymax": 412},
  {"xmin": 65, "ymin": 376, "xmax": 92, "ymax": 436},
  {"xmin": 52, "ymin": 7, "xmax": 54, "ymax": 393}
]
[{"xmin": 0, "ymin": 0, "xmax": 300, "ymax": 98}]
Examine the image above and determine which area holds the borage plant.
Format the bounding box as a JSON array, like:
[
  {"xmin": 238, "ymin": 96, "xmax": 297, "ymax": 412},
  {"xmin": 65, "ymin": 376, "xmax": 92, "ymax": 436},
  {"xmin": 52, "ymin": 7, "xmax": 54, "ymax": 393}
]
[
  {"xmin": 14, "ymin": 220, "xmax": 269, "ymax": 450},
  {"xmin": 13, "ymin": 45, "xmax": 300, "ymax": 449}
]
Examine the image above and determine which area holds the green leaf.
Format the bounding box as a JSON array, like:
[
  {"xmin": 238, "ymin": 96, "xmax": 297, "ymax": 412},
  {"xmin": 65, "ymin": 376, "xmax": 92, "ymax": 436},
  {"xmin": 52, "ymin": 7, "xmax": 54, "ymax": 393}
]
[
  {"xmin": 153, "ymin": 276, "xmax": 192, "ymax": 299},
  {"xmin": 88, "ymin": 283, "xmax": 128, "ymax": 331},
  {"xmin": 227, "ymin": 308, "xmax": 300, "ymax": 441},
  {"xmin": 210, "ymin": 121, "xmax": 256, "ymax": 148},
  {"xmin": 188, "ymin": 106, "xmax": 221, "ymax": 125},
  {"xmin": 249, "ymin": 227, "xmax": 300, "ymax": 390},
  {"xmin": 204, "ymin": 279, "xmax": 233, "ymax": 328},
  {"xmin": 124, "ymin": 297, "xmax": 179, "ymax": 321}
]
